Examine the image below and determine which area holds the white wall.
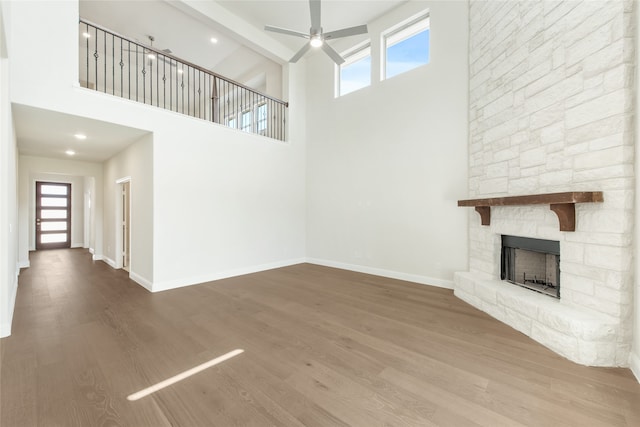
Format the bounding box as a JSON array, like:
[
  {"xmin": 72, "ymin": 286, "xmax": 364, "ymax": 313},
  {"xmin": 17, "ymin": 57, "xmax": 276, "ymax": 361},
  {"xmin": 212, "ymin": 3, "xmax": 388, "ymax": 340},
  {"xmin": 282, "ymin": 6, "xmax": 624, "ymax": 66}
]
[
  {"xmin": 305, "ymin": 0, "xmax": 469, "ymax": 287},
  {"xmin": 18, "ymin": 156, "xmax": 103, "ymax": 267},
  {"xmin": 9, "ymin": 0, "xmax": 307, "ymax": 291},
  {"xmin": 103, "ymin": 134, "xmax": 153, "ymax": 286},
  {"xmin": 633, "ymin": 0, "xmax": 640, "ymax": 382},
  {"xmin": 0, "ymin": 0, "xmax": 19, "ymax": 338}
]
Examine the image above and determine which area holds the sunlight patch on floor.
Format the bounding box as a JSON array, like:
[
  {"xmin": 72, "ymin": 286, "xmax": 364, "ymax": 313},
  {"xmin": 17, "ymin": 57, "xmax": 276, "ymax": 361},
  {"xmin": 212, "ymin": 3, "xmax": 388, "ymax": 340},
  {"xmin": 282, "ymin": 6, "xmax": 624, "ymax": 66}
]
[{"xmin": 127, "ymin": 349, "xmax": 245, "ymax": 401}]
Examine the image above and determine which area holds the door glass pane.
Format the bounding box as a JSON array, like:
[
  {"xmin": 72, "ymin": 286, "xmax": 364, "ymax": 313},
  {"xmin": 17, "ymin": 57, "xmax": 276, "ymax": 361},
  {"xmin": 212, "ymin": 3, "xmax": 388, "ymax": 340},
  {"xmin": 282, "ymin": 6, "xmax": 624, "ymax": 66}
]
[
  {"xmin": 41, "ymin": 210, "xmax": 67, "ymax": 219},
  {"xmin": 41, "ymin": 233, "xmax": 67, "ymax": 243},
  {"xmin": 41, "ymin": 185, "xmax": 68, "ymax": 196},
  {"xmin": 41, "ymin": 197, "xmax": 67, "ymax": 207},
  {"xmin": 41, "ymin": 222, "xmax": 68, "ymax": 231}
]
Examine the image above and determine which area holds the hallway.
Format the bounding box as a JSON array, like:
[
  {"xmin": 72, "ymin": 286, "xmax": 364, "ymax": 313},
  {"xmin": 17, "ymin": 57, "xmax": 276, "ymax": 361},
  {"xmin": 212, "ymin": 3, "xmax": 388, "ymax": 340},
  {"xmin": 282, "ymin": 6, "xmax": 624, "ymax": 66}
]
[{"xmin": 2, "ymin": 249, "xmax": 640, "ymax": 426}]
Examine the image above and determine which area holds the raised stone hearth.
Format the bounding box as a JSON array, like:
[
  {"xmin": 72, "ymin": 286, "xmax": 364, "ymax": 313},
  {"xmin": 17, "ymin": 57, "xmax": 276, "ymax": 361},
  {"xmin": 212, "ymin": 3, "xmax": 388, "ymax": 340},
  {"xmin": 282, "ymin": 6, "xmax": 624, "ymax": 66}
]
[{"xmin": 454, "ymin": 272, "xmax": 620, "ymax": 365}]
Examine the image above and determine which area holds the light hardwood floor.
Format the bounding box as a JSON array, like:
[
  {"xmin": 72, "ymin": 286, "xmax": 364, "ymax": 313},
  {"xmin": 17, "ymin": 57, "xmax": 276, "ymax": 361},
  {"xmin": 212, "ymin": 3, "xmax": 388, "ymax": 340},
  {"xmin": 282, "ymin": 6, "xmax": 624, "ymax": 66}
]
[{"xmin": 1, "ymin": 249, "xmax": 639, "ymax": 426}]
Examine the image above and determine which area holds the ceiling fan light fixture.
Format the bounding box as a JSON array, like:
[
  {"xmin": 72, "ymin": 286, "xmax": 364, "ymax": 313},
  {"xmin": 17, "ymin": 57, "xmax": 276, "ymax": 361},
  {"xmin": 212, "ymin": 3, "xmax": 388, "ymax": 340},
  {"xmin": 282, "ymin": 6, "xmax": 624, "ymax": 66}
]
[
  {"xmin": 264, "ymin": 0, "xmax": 367, "ymax": 64},
  {"xmin": 310, "ymin": 35, "xmax": 323, "ymax": 48}
]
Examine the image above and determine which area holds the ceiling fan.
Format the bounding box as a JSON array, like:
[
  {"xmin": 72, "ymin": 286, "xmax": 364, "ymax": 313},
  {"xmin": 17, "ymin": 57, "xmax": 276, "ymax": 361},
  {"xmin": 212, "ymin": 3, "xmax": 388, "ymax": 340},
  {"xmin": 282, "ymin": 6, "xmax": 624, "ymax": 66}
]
[
  {"xmin": 264, "ymin": 0, "xmax": 368, "ymax": 64},
  {"xmin": 125, "ymin": 35, "xmax": 176, "ymax": 68}
]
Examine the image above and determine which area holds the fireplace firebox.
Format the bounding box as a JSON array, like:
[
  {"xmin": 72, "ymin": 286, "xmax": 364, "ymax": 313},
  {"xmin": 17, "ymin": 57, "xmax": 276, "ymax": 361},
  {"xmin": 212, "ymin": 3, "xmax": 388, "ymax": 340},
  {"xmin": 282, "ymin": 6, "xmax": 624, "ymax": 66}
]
[{"xmin": 500, "ymin": 235, "xmax": 560, "ymax": 298}]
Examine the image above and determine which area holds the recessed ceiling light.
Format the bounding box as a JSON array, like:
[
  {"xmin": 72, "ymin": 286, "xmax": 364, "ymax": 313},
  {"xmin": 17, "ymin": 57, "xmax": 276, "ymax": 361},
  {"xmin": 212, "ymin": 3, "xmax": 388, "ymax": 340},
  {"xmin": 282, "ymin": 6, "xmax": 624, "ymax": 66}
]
[
  {"xmin": 74, "ymin": 133, "xmax": 87, "ymax": 140},
  {"xmin": 147, "ymin": 53, "xmax": 156, "ymax": 60},
  {"xmin": 82, "ymin": 32, "xmax": 91, "ymax": 38},
  {"xmin": 210, "ymin": 37, "xmax": 218, "ymax": 44},
  {"xmin": 177, "ymin": 69, "xmax": 184, "ymax": 74},
  {"xmin": 65, "ymin": 150, "xmax": 76, "ymax": 156}
]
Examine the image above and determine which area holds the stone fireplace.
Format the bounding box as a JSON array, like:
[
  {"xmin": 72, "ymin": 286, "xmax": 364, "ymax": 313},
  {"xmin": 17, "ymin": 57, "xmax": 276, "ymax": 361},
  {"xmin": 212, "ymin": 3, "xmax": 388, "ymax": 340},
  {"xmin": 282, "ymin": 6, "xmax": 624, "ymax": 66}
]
[
  {"xmin": 455, "ymin": 0, "xmax": 634, "ymax": 367},
  {"xmin": 454, "ymin": 200, "xmax": 630, "ymax": 367}
]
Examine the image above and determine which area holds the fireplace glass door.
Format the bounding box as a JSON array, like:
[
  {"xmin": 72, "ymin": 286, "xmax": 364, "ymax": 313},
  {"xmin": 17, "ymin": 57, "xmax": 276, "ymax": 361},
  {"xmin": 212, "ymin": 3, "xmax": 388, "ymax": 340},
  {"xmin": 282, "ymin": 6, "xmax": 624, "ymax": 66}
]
[{"xmin": 501, "ymin": 235, "xmax": 560, "ymax": 298}]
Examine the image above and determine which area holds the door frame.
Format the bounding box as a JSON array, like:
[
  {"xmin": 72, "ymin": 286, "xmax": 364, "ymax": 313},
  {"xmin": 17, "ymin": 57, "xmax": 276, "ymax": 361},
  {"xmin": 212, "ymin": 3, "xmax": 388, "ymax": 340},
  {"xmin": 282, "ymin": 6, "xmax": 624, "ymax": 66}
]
[
  {"xmin": 35, "ymin": 181, "xmax": 72, "ymax": 250},
  {"xmin": 115, "ymin": 177, "xmax": 132, "ymax": 271}
]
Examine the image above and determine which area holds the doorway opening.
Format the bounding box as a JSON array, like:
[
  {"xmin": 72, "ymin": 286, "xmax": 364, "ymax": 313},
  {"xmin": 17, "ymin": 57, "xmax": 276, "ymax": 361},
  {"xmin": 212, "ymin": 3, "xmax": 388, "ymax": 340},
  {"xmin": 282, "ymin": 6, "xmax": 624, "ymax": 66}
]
[
  {"xmin": 35, "ymin": 181, "xmax": 71, "ymax": 250},
  {"xmin": 115, "ymin": 177, "xmax": 131, "ymax": 272},
  {"xmin": 122, "ymin": 181, "xmax": 130, "ymax": 272}
]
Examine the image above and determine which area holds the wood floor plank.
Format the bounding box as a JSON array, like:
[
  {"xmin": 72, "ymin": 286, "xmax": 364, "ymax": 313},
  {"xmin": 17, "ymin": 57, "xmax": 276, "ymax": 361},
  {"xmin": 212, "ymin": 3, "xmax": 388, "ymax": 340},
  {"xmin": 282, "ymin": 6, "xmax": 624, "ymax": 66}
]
[{"xmin": 1, "ymin": 249, "xmax": 639, "ymax": 426}]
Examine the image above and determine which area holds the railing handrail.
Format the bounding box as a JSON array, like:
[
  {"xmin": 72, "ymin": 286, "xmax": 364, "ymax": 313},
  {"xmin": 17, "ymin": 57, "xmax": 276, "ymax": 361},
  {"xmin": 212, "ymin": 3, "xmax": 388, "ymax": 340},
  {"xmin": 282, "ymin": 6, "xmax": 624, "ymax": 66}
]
[{"xmin": 79, "ymin": 17, "xmax": 288, "ymax": 107}]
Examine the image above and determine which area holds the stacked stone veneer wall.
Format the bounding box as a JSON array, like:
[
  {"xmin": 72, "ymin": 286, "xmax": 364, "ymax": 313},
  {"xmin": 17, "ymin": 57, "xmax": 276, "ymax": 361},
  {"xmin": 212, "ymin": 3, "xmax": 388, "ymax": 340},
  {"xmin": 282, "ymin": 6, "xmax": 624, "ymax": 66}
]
[{"xmin": 454, "ymin": 0, "xmax": 634, "ymax": 366}]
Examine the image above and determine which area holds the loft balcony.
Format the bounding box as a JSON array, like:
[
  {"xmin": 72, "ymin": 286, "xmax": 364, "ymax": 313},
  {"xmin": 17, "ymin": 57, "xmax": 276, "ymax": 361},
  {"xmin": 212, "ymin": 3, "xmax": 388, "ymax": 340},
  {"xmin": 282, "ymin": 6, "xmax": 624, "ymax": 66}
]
[{"xmin": 79, "ymin": 19, "xmax": 288, "ymax": 141}]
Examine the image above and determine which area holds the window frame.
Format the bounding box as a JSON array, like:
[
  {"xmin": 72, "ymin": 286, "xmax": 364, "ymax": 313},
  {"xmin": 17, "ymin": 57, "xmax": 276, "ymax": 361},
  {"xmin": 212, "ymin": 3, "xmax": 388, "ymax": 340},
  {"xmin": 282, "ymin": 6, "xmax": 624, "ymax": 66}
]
[
  {"xmin": 335, "ymin": 40, "xmax": 372, "ymax": 97},
  {"xmin": 226, "ymin": 114, "xmax": 237, "ymax": 129},
  {"xmin": 256, "ymin": 102, "xmax": 268, "ymax": 135},
  {"xmin": 240, "ymin": 109, "xmax": 253, "ymax": 132},
  {"xmin": 381, "ymin": 10, "xmax": 430, "ymax": 81}
]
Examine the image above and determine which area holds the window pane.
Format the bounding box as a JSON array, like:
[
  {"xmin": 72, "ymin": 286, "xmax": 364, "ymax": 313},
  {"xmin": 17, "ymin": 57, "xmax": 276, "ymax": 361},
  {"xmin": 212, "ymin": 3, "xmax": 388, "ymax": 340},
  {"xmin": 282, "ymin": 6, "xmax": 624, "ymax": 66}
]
[
  {"xmin": 41, "ymin": 197, "xmax": 67, "ymax": 207},
  {"xmin": 41, "ymin": 233, "xmax": 67, "ymax": 243},
  {"xmin": 340, "ymin": 55, "xmax": 371, "ymax": 96},
  {"xmin": 41, "ymin": 210, "xmax": 67, "ymax": 219},
  {"xmin": 257, "ymin": 104, "xmax": 268, "ymax": 133},
  {"xmin": 386, "ymin": 29, "xmax": 430, "ymax": 79},
  {"xmin": 41, "ymin": 185, "xmax": 68, "ymax": 195},
  {"xmin": 41, "ymin": 222, "xmax": 68, "ymax": 231},
  {"xmin": 241, "ymin": 111, "xmax": 252, "ymax": 132}
]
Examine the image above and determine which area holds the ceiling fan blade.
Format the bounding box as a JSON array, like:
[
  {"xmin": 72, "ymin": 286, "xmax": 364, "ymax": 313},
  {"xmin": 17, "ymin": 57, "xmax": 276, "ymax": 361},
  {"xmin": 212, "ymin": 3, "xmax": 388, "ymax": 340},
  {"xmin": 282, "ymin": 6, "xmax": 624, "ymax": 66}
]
[
  {"xmin": 324, "ymin": 24, "xmax": 368, "ymax": 40},
  {"xmin": 309, "ymin": 0, "xmax": 321, "ymax": 32},
  {"xmin": 265, "ymin": 25, "xmax": 309, "ymax": 39},
  {"xmin": 290, "ymin": 43, "xmax": 312, "ymax": 63},
  {"xmin": 321, "ymin": 42, "xmax": 345, "ymax": 65}
]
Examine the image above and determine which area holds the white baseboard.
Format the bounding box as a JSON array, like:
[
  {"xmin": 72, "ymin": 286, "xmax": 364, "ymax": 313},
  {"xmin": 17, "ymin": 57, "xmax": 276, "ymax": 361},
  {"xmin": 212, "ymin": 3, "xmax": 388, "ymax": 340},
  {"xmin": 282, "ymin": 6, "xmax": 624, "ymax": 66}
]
[
  {"xmin": 0, "ymin": 273, "xmax": 19, "ymax": 338},
  {"xmin": 18, "ymin": 260, "xmax": 30, "ymax": 269},
  {"xmin": 305, "ymin": 258, "xmax": 454, "ymax": 290},
  {"xmin": 100, "ymin": 256, "xmax": 117, "ymax": 269},
  {"xmin": 630, "ymin": 351, "xmax": 640, "ymax": 384},
  {"xmin": 151, "ymin": 258, "xmax": 307, "ymax": 292},
  {"xmin": 129, "ymin": 271, "xmax": 153, "ymax": 292},
  {"xmin": 71, "ymin": 242, "xmax": 84, "ymax": 248},
  {"xmin": 89, "ymin": 248, "xmax": 95, "ymax": 255}
]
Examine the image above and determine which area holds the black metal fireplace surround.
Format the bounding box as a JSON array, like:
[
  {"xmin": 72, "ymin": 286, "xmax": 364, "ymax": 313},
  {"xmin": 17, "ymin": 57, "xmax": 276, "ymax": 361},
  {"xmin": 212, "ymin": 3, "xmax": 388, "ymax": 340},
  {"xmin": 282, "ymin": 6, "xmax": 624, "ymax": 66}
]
[{"xmin": 501, "ymin": 235, "xmax": 560, "ymax": 298}]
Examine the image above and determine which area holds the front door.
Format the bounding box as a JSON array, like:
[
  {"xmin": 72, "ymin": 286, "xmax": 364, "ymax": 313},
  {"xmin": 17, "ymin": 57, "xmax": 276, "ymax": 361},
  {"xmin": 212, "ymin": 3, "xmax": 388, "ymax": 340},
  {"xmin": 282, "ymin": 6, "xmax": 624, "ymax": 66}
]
[{"xmin": 36, "ymin": 181, "xmax": 71, "ymax": 250}]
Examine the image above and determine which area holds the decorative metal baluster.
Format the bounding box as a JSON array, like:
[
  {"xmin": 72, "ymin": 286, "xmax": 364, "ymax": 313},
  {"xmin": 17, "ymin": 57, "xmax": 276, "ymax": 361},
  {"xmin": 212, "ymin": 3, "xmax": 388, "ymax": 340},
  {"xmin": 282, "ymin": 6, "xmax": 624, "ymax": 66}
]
[
  {"xmin": 93, "ymin": 26, "xmax": 98, "ymax": 92},
  {"xmin": 103, "ymin": 30, "xmax": 107, "ymax": 93},
  {"xmin": 119, "ymin": 38, "xmax": 124, "ymax": 98},
  {"xmin": 136, "ymin": 45, "xmax": 139, "ymax": 102},
  {"xmin": 111, "ymin": 33, "xmax": 115, "ymax": 95},
  {"xmin": 150, "ymin": 51, "xmax": 153, "ymax": 106},
  {"xmin": 142, "ymin": 47, "xmax": 146, "ymax": 104},
  {"xmin": 162, "ymin": 55, "xmax": 166, "ymax": 109},
  {"xmin": 85, "ymin": 23, "xmax": 89, "ymax": 89},
  {"xmin": 127, "ymin": 41, "xmax": 131, "ymax": 100},
  {"xmin": 197, "ymin": 69, "xmax": 201, "ymax": 119},
  {"xmin": 181, "ymin": 66, "xmax": 185, "ymax": 114}
]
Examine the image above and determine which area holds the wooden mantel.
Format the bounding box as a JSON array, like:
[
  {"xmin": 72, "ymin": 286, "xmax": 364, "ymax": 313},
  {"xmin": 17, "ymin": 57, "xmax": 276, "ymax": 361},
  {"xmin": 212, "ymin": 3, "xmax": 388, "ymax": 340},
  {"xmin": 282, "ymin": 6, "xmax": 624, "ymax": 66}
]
[{"xmin": 457, "ymin": 191, "xmax": 604, "ymax": 232}]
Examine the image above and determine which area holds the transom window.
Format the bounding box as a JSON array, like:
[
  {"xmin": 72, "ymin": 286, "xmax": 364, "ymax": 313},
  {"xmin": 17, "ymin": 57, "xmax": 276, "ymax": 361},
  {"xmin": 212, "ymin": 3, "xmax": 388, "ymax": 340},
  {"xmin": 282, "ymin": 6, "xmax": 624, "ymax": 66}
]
[
  {"xmin": 336, "ymin": 41, "xmax": 371, "ymax": 97},
  {"xmin": 382, "ymin": 11, "xmax": 430, "ymax": 80}
]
